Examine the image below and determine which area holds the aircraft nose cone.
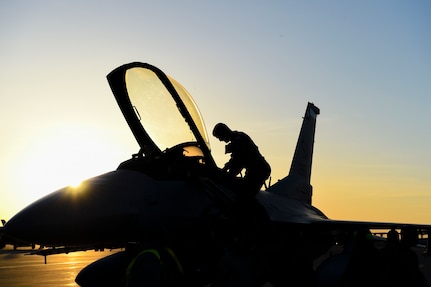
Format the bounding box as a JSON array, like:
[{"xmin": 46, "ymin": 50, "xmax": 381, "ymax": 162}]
[
  {"xmin": 5, "ymin": 171, "xmax": 143, "ymax": 246},
  {"xmin": 4, "ymin": 185, "xmax": 96, "ymax": 245},
  {"xmin": 5, "ymin": 169, "xmax": 214, "ymax": 247},
  {"xmin": 4, "ymin": 187, "xmax": 79, "ymax": 244},
  {"xmin": 3, "ymin": 210, "xmax": 34, "ymax": 243}
]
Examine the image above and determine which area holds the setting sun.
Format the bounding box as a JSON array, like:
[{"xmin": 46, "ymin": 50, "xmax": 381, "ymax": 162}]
[{"xmin": 4, "ymin": 123, "xmax": 132, "ymax": 219}]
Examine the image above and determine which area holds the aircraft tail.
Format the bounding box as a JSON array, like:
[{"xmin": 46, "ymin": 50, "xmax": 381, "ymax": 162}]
[{"xmin": 266, "ymin": 102, "xmax": 320, "ymax": 204}]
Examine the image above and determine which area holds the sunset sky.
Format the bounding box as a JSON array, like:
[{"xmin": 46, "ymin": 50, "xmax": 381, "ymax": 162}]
[{"xmin": 1, "ymin": 1, "xmax": 430, "ymax": 225}]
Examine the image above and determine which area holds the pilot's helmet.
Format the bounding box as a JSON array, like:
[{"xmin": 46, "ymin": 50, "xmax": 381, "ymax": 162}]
[{"xmin": 213, "ymin": 123, "xmax": 232, "ymax": 140}]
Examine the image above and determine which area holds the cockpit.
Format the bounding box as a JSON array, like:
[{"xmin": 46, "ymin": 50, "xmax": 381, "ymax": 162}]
[{"xmin": 107, "ymin": 62, "xmax": 217, "ymax": 178}]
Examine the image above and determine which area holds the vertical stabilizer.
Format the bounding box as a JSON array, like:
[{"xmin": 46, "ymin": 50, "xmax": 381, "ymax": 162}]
[{"xmin": 266, "ymin": 102, "xmax": 320, "ymax": 204}]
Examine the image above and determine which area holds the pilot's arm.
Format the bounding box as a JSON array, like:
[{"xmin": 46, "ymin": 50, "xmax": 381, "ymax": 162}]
[{"xmin": 222, "ymin": 156, "xmax": 243, "ymax": 177}]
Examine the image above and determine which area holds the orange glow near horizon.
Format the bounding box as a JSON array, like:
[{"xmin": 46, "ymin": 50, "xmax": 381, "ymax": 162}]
[{"xmin": 1, "ymin": 2, "xmax": 430, "ymax": 228}]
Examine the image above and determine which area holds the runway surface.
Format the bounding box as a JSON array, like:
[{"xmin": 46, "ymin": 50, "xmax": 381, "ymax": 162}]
[
  {"xmin": 0, "ymin": 247, "xmax": 120, "ymax": 287},
  {"xmin": 1, "ymin": 245, "xmax": 430, "ymax": 286}
]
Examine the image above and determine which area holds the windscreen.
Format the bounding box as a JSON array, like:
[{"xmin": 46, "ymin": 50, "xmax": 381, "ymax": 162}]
[{"xmin": 125, "ymin": 67, "xmax": 210, "ymax": 152}]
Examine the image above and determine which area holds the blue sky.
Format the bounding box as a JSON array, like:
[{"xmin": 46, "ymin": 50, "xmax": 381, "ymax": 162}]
[{"xmin": 1, "ymin": 1, "xmax": 430, "ymax": 224}]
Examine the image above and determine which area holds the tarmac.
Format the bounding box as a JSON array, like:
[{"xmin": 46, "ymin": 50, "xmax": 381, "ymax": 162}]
[
  {"xmin": 0, "ymin": 245, "xmax": 430, "ymax": 286},
  {"xmin": 0, "ymin": 247, "xmax": 117, "ymax": 287}
]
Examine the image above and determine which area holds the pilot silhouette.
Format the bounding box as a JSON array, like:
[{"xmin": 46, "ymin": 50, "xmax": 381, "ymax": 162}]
[{"xmin": 212, "ymin": 123, "xmax": 271, "ymax": 199}]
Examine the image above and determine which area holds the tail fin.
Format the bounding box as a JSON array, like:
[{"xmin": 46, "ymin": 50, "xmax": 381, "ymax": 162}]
[{"xmin": 266, "ymin": 102, "xmax": 320, "ymax": 204}]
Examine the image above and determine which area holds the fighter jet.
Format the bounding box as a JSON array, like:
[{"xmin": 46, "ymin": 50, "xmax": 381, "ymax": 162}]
[{"xmin": 2, "ymin": 62, "xmax": 430, "ymax": 286}]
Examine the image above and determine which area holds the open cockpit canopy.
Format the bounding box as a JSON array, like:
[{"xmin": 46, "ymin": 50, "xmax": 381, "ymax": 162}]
[{"xmin": 107, "ymin": 62, "xmax": 214, "ymax": 167}]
